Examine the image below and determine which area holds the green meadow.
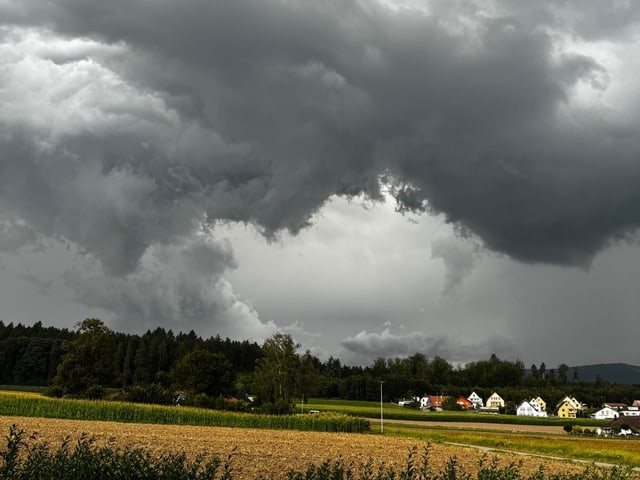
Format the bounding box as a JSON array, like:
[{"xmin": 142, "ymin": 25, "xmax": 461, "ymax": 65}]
[{"xmin": 302, "ymin": 398, "xmax": 605, "ymax": 427}]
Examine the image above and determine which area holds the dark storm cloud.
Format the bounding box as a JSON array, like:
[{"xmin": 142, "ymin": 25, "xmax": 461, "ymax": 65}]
[{"xmin": 1, "ymin": 0, "xmax": 640, "ymax": 332}]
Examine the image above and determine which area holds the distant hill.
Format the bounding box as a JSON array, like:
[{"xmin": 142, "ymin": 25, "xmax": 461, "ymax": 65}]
[{"xmin": 571, "ymin": 363, "xmax": 640, "ymax": 384}]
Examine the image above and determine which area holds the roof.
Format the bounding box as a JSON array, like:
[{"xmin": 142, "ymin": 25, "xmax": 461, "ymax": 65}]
[
  {"xmin": 428, "ymin": 395, "xmax": 448, "ymax": 407},
  {"xmin": 610, "ymin": 416, "xmax": 640, "ymax": 429}
]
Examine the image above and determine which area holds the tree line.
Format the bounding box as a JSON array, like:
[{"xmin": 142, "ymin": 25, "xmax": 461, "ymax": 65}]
[{"xmin": 0, "ymin": 319, "xmax": 638, "ymax": 411}]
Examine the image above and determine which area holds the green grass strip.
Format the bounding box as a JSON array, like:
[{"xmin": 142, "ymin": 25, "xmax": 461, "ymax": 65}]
[{"xmin": 303, "ymin": 399, "xmax": 605, "ymax": 427}]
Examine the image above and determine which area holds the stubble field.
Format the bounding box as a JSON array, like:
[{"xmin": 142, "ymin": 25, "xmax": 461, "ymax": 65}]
[{"xmin": 0, "ymin": 416, "xmax": 586, "ymax": 480}]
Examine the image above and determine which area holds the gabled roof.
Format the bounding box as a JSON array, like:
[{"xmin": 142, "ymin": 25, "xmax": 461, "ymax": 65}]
[{"xmin": 556, "ymin": 396, "xmax": 582, "ymax": 410}]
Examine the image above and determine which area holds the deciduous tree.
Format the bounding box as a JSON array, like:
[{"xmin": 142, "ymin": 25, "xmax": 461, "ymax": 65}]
[{"xmin": 54, "ymin": 318, "xmax": 117, "ymax": 394}]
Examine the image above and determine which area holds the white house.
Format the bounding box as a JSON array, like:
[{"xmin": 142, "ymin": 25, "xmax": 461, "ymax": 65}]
[
  {"xmin": 486, "ymin": 392, "xmax": 505, "ymax": 409},
  {"xmin": 467, "ymin": 392, "xmax": 483, "ymax": 408},
  {"xmin": 621, "ymin": 406, "xmax": 640, "ymax": 417},
  {"xmin": 591, "ymin": 407, "xmax": 619, "ymax": 420},
  {"xmin": 528, "ymin": 398, "xmax": 542, "ymax": 412},
  {"xmin": 517, "ymin": 400, "xmax": 547, "ymax": 417}
]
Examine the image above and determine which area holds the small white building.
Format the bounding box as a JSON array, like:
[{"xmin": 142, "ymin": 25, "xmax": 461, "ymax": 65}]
[
  {"xmin": 621, "ymin": 406, "xmax": 640, "ymax": 417},
  {"xmin": 517, "ymin": 400, "xmax": 547, "ymax": 417},
  {"xmin": 591, "ymin": 407, "xmax": 619, "ymax": 420},
  {"xmin": 467, "ymin": 392, "xmax": 484, "ymax": 408}
]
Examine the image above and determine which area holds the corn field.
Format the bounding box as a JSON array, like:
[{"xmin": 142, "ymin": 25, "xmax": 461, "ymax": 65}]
[{"xmin": 0, "ymin": 392, "xmax": 369, "ymax": 433}]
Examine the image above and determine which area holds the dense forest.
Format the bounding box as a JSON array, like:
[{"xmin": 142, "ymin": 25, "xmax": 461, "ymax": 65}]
[{"xmin": 0, "ymin": 319, "xmax": 638, "ymax": 412}]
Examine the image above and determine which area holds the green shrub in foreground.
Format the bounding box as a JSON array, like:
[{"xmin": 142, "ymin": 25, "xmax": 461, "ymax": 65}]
[
  {"xmin": 1, "ymin": 426, "xmax": 639, "ymax": 480},
  {"xmin": 0, "ymin": 425, "xmax": 229, "ymax": 480}
]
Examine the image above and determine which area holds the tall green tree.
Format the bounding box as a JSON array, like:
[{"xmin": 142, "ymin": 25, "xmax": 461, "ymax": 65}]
[
  {"xmin": 254, "ymin": 333, "xmax": 300, "ymax": 404},
  {"xmin": 54, "ymin": 318, "xmax": 117, "ymax": 394},
  {"xmin": 171, "ymin": 349, "xmax": 233, "ymax": 396}
]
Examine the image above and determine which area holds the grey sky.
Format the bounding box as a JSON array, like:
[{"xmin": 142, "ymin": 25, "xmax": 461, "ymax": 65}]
[{"xmin": 1, "ymin": 0, "xmax": 639, "ymax": 367}]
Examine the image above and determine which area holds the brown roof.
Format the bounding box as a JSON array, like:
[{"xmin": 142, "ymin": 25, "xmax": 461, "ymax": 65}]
[{"xmin": 610, "ymin": 416, "xmax": 640, "ymax": 429}]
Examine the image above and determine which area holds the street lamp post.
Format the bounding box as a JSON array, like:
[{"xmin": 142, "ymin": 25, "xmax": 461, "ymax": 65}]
[{"xmin": 380, "ymin": 380, "xmax": 385, "ymax": 433}]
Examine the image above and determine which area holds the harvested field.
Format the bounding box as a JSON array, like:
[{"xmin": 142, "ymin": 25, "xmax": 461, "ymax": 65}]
[{"xmin": 0, "ymin": 416, "xmax": 586, "ymax": 479}]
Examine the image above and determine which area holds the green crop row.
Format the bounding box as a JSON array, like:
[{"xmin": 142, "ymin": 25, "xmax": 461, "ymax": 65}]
[{"xmin": 0, "ymin": 392, "xmax": 369, "ymax": 433}]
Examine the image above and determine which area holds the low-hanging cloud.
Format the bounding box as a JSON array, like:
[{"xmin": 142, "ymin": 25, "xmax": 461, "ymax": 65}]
[
  {"xmin": 2, "ymin": 0, "xmax": 640, "ymax": 337},
  {"xmin": 340, "ymin": 328, "xmax": 519, "ymax": 365}
]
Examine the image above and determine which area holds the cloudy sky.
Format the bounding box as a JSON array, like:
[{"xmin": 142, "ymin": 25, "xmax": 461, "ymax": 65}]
[{"xmin": 1, "ymin": 0, "xmax": 640, "ymax": 368}]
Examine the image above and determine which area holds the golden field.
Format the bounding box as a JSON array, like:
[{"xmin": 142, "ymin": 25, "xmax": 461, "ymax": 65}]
[{"xmin": 0, "ymin": 416, "xmax": 588, "ymax": 480}]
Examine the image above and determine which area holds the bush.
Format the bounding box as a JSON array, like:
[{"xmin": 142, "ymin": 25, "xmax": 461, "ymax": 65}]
[
  {"xmin": 563, "ymin": 423, "xmax": 573, "ymax": 434},
  {"xmin": 83, "ymin": 385, "xmax": 105, "ymax": 400},
  {"xmin": 123, "ymin": 384, "xmax": 174, "ymax": 405},
  {"xmin": 44, "ymin": 386, "xmax": 65, "ymax": 398},
  {"xmin": 257, "ymin": 399, "xmax": 294, "ymax": 415},
  {"xmin": 0, "ymin": 425, "xmax": 227, "ymax": 480}
]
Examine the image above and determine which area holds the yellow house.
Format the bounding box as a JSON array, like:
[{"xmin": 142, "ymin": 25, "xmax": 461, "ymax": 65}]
[
  {"xmin": 486, "ymin": 392, "xmax": 505, "ymax": 409},
  {"xmin": 556, "ymin": 400, "xmax": 577, "ymax": 418},
  {"xmin": 535, "ymin": 396, "xmax": 547, "ymax": 412}
]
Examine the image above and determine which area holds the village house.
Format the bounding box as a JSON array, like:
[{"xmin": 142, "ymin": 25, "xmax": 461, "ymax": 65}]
[
  {"xmin": 485, "ymin": 392, "xmax": 505, "ymax": 410},
  {"xmin": 620, "ymin": 406, "xmax": 640, "ymax": 417},
  {"xmin": 555, "ymin": 396, "xmax": 584, "ymax": 418},
  {"xmin": 528, "ymin": 398, "xmax": 542, "ymax": 413},
  {"xmin": 591, "ymin": 406, "xmax": 619, "ymax": 420},
  {"xmin": 556, "ymin": 400, "xmax": 577, "ymax": 418},
  {"xmin": 456, "ymin": 396, "xmax": 473, "ymax": 410},
  {"xmin": 467, "ymin": 391, "xmax": 483, "ymax": 409},
  {"xmin": 534, "ymin": 396, "xmax": 546, "ymax": 412},
  {"xmin": 429, "ymin": 394, "xmax": 448, "ymax": 410},
  {"xmin": 516, "ymin": 399, "xmax": 547, "ymax": 417},
  {"xmin": 554, "ymin": 396, "xmax": 584, "ymax": 418}
]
